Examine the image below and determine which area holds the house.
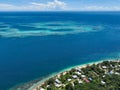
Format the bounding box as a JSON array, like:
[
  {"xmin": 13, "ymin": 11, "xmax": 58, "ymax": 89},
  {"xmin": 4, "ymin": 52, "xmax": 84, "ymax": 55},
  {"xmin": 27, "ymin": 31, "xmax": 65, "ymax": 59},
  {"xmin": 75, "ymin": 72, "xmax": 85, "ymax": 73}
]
[
  {"xmin": 110, "ymin": 64, "xmax": 114, "ymax": 68},
  {"xmin": 115, "ymin": 72, "xmax": 119, "ymax": 75},
  {"xmin": 83, "ymin": 78, "xmax": 90, "ymax": 83},
  {"xmin": 109, "ymin": 70, "xmax": 114, "ymax": 74},
  {"xmin": 67, "ymin": 79, "xmax": 72, "ymax": 82},
  {"xmin": 89, "ymin": 77, "xmax": 93, "ymax": 81},
  {"xmin": 77, "ymin": 79, "xmax": 83, "ymax": 83},
  {"xmin": 54, "ymin": 83, "xmax": 62, "ymax": 87},
  {"xmin": 40, "ymin": 88, "xmax": 45, "ymax": 90},
  {"xmin": 81, "ymin": 75, "xmax": 86, "ymax": 78},
  {"xmin": 102, "ymin": 66, "xmax": 107, "ymax": 69},
  {"xmin": 55, "ymin": 79, "xmax": 61, "ymax": 84},
  {"xmin": 72, "ymin": 75, "xmax": 78, "ymax": 79},
  {"xmin": 47, "ymin": 85, "xmax": 50, "ymax": 87},
  {"xmin": 55, "ymin": 79, "xmax": 62, "ymax": 87},
  {"xmin": 102, "ymin": 75, "xmax": 105, "ymax": 77},
  {"xmin": 75, "ymin": 67, "xmax": 81, "ymax": 72},
  {"xmin": 75, "ymin": 72, "xmax": 82, "ymax": 75},
  {"xmin": 62, "ymin": 72, "xmax": 67, "ymax": 75},
  {"xmin": 101, "ymin": 81, "xmax": 106, "ymax": 85},
  {"xmin": 118, "ymin": 65, "xmax": 120, "ymax": 67}
]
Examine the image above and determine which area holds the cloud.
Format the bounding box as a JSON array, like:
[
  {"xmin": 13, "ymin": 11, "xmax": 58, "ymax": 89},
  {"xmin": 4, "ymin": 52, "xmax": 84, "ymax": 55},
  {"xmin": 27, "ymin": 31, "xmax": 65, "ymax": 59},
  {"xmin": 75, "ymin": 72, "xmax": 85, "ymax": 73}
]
[
  {"xmin": 0, "ymin": 0, "xmax": 120, "ymax": 11},
  {"xmin": 30, "ymin": 0, "xmax": 66, "ymax": 10},
  {"xmin": 81, "ymin": 6, "xmax": 120, "ymax": 11},
  {"xmin": 0, "ymin": 3, "xmax": 18, "ymax": 10},
  {"xmin": 0, "ymin": 0, "xmax": 67, "ymax": 11},
  {"xmin": 70, "ymin": 5, "xmax": 120, "ymax": 11}
]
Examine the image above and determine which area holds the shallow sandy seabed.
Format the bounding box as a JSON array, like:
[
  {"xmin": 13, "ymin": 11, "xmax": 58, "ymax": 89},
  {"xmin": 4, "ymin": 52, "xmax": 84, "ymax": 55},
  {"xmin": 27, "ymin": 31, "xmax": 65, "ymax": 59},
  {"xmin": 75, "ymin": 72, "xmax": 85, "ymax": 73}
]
[{"xmin": 0, "ymin": 22, "xmax": 104, "ymax": 37}]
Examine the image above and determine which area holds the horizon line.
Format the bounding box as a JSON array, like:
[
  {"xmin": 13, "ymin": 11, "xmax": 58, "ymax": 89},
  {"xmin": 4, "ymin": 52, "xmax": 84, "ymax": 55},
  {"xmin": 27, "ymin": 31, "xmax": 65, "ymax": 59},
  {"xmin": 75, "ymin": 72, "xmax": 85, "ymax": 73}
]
[{"xmin": 0, "ymin": 10, "xmax": 120, "ymax": 12}]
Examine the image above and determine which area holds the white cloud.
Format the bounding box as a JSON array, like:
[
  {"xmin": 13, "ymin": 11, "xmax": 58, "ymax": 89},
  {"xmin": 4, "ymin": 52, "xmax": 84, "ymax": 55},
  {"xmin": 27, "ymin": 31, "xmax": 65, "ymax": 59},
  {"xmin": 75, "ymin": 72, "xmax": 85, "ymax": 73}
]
[
  {"xmin": 81, "ymin": 5, "xmax": 120, "ymax": 11},
  {"xmin": 0, "ymin": 0, "xmax": 120, "ymax": 11},
  {"xmin": 0, "ymin": 0, "xmax": 67, "ymax": 11},
  {"xmin": 0, "ymin": 3, "xmax": 18, "ymax": 10},
  {"xmin": 70, "ymin": 5, "xmax": 120, "ymax": 11},
  {"xmin": 30, "ymin": 0, "xmax": 66, "ymax": 10}
]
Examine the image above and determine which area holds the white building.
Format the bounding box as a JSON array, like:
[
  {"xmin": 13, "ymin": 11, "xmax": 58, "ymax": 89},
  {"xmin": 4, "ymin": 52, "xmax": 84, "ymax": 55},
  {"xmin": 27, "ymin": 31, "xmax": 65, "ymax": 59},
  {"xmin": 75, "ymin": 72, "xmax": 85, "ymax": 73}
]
[
  {"xmin": 67, "ymin": 79, "xmax": 72, "ymax": 82},
  {"xmin": 77, "ymin": 79, "xmax": 83, "ymax": 83},
  {"xmin": 102, "ymin": 66, "xmax": 107, "ymax": 69},
  {"xmin": 54, "ymin": 83, "xmax": 62, "ymax": 87},
  {"xmin": 40, "ymin": 88, "xmax": 45, "ymax": 90},
  {"xmin": 75, "ymin": 72, "xmax": 82, "ymax": 75},
  {"xmin": 55, "ymin": 79, "xmax": 61, "ymax": 84},
  {"xmin": 72, "ymin": 75, "xmax": 78, "ymax": 79},
  {"xmin": 101, "ymin": 81, "xmax": 106, "ymax": 85},
  {"xmin": 81, "ymin": 75, "xmax": 86, "ymax": 78}
]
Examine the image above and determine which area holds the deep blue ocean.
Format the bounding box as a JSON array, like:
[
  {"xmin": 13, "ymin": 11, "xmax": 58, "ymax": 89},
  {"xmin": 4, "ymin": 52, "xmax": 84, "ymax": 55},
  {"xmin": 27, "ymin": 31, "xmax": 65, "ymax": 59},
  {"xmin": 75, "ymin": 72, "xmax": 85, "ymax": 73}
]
[{"xmin": 0, "ymin": 12, "xmax": 120, "ymax": 90}]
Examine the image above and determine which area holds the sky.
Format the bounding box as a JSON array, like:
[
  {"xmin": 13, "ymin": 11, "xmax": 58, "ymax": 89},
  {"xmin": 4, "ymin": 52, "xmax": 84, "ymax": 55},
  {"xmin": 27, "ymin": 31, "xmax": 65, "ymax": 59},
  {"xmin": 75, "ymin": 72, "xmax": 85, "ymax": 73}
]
[{"xmin": 0, "ymin": 0, "xmax": 120, "ymax": 11}]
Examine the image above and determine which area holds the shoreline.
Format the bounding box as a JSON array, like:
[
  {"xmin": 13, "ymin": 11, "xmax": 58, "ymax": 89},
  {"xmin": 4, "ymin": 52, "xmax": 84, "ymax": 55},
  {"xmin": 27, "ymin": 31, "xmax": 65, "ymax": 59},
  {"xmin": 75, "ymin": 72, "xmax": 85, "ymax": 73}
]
[
  {"xmin": 10, "ymin": 59, "xmax": 104, "ymax": 90},
  {"xmin": 28, "ymin": 58, "xmax": 118, "ymax": 90}
]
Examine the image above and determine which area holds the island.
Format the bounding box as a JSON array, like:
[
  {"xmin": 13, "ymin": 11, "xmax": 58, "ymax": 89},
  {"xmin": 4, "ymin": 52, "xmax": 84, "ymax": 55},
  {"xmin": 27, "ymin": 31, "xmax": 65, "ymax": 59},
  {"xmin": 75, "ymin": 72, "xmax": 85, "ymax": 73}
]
[{"xmin": 23, "ymin": 60, "xmax": 119, "ymax": 90}]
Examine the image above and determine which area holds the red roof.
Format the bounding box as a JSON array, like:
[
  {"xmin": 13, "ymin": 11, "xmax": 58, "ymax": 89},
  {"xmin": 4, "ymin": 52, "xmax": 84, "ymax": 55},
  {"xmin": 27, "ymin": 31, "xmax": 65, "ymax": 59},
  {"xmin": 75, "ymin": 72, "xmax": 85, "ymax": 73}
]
[{"xmin": 83, "ymin": 78, "xmax": 90, "ymax": 83}]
